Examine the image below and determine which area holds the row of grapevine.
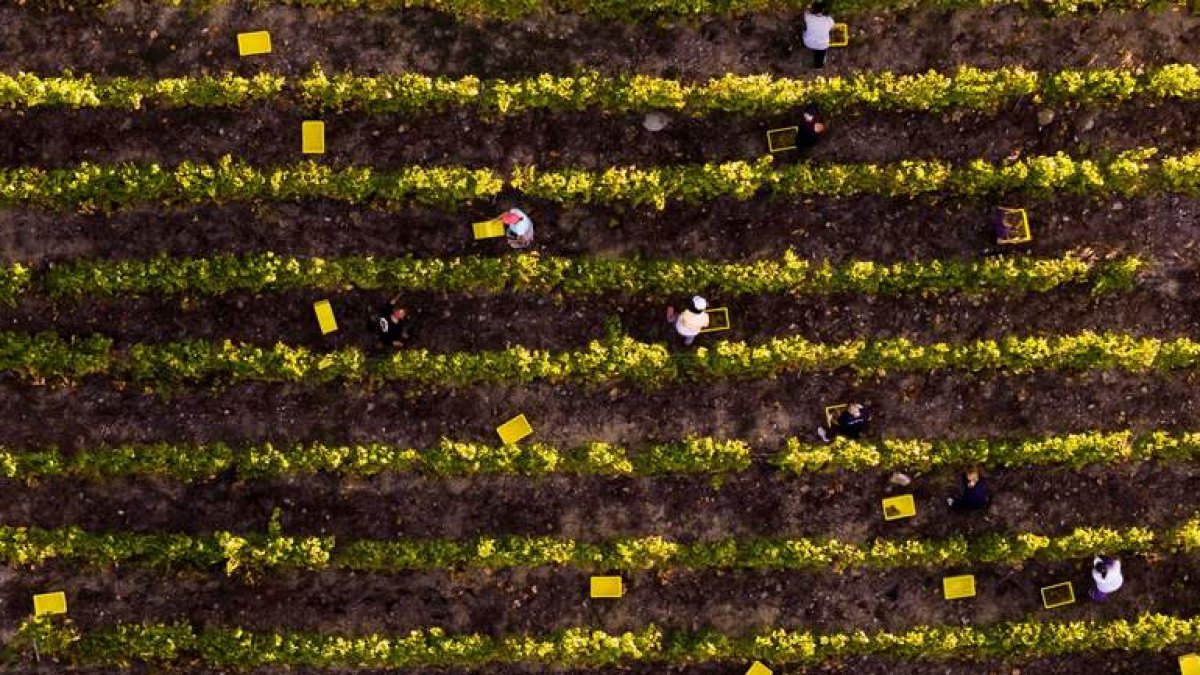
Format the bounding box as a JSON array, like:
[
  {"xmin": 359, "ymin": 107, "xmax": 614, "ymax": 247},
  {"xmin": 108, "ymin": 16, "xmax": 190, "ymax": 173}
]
[
  {"xmin": 4, "ymin": 150, "xmax": 1195, "ymax": 211},
  {"xmin": 1, "ymin": 520, "xmax": 1193, "ymax": 574},
  {"xmin": 7, "ymin": 65, "xmax": 1200, "ymax": 114},
  {"xmin": 18, "ymin": 613, "xmax": 1200, "ymax": 668},
  {"xmin": 5, "ymin": 331, "xmax": 1200, "ymax": 386},
  {"xmin": 3, "ymin": 430, "xmax": 1198, "ymax": 481},
  {"xmin": 0, "ymin": 252, "xmax": 1143, "ymax": 305}
]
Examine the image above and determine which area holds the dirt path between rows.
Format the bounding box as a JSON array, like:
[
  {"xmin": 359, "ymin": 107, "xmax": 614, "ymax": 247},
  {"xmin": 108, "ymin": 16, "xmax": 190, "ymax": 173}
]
[
  {"xmin": 1, "ymin": 371, "xmax": 1195, "ymax": 451},
  {"xmin": 2, "ymin": 195, "xmax": 1196, "ymax": 265},
  {"xmin": 1, "ymin": 559, "xmax": 1193, "ymax": 636},
  {"xmin": 2, "ymin": 102, "xmax": 1197, "ymax": 170},
  {"xmin": 1, "ymin": 459, "xmax": 1195, "ymax": 540},
  {"xmin": 6, "ymin": 286, "xmax": 1198, "ymax": 353},
  {"xmin": 0, "ymin": 4, "xmax": 1197, "ymax": 78}
]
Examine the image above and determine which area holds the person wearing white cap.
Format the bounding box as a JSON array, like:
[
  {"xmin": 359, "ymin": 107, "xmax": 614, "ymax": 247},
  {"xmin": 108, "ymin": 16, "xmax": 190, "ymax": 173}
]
[
  {"xmin": 665, "ymin": 296, "xmax": 711, "ymax": 346},
  {"xmin": 502, "ymin": 208, "xmax": 534, "ymax": 249}
]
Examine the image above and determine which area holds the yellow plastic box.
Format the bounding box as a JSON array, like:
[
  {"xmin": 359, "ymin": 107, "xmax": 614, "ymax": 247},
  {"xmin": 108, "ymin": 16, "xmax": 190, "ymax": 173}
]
[
  {"xmin": 302, "ymin": 121, "xmax": 325, "ymax": 154},
  {"xmin": 497, "ymin": 414, "xmax": 533, "ymax": 445},
  {"xmin": 767, "ymin": 126, "xmax": 798, "ymax": 153},
  {"xmin": 473, "ymin": 219, "xmax": 506, "ymax": 239},
  {"xmin": 824, "ymin": 403, "xmax": 848, "ymax": 426},
  {"xmin": 882, "ymin": 494, "xmax": 916, "ymax": 521},
  {"xmin": 590, "ymin": 576, "xmax": 624, "ymax": 598},
  {"xmin": 1041, "ymin": 581, "xmax": 1075, "ymax": 609},
  {"xmin": 237, "ymin": 31, "xmax": 272, "ymax": 56},
  {"xmin": 313, "ymin": 300, "xmax": 337, "ymax": 335},
  {"xmin": 943, "ymin": 575, "xmax": 976, "ymax": 600},
  {"xmin": 699, "ymin": 307, "xmax": 731, "ymax": 333},
  {"xmin": 33, "ymin": 592, "xmax": 67, "ymax": 616},
  {"xmin": 1180, "ymin": 654, "xmax": 1200, "ymax": 675},
  {"xmin": 746, "ymin": 662, "xmax": 772, "ymax": 675},
  {"xmin": 829, "ymin": 23, "xmax": 849, "ymax": 47},
  {"xmin": 997, "ymin": 207, "xmax": 1032, "ymax": 244}
]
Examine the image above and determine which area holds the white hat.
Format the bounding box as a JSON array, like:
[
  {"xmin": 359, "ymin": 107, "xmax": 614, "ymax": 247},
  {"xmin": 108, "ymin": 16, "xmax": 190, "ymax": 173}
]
[{"xmin": 692, "ymin": 296, "xmax": 708, "ymax": 311}]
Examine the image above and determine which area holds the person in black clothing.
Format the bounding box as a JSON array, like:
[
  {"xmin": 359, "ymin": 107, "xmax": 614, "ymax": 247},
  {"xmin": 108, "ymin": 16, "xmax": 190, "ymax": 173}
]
[
  {"xmin": 817, "ymin": 402, "xmax": 868, "ymax": 442},
  {"xmin": 797, "ymin": 104, "xmax": 826, "ymax": 149},
  {"xmin": 375, "ymin": 298, "xmax": 410, "ymax": 349},
  {"xmin": 947, "ymin": 466, "xmax": 990, "ymax": 511}
]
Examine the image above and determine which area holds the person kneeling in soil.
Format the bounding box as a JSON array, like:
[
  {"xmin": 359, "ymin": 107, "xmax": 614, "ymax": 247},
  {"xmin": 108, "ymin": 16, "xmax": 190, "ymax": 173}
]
[
  {"xmin": 374, "ymin": 297, "xmax": 411, "ymax": 349},
  {"xmin": 947, "ymin": 466, "xmax": 990, "ymax": 511},
  {"xmin": 665, "ymin": 296, "xmax": 710, "ymax": 346},
  {"xmin": 501, "ymin": 208, "xmax": 534, "ymax": 249},
  {"xmin": 817, "ymin": 402, "xmax": 868, "ymax": 442},
  {"xmin": 801, "ymin": 0, "xmax": 835, "ymax": 69},
  {"xmin": 1090, "ymin": 555, "xmax": 1123, "ymax": 602},
  {"xmin": 797, "ymin": 104, "xmax": 827, "ymax": 150}
]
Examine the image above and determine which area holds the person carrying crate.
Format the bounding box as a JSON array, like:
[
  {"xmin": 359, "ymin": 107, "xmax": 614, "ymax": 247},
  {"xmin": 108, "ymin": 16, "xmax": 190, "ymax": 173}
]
[{"xmin": 665, "ymin": 296, "xmax": 711, "ymax": 346}]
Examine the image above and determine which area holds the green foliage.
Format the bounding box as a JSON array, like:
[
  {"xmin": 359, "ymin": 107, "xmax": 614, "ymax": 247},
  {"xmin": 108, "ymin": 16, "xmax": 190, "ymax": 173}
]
[
  {"xmin": 5, "ymin": 330, "xmax": 1200, "ymax": 387},
  {"xmin": 0, "ymin": 520, "xmax": 1194, "ymax": 575},
  {"xmin": 4, "ymin": 150, "xmax": 1200, "ymax": 211},
  {"xmin": 12, "ymin": 66, "xmax": 1200, "ymax": 116},
  {"xmin": 21, "ymin": 614, "xmax": 1200, "ymax": 668},
  {"xmin": 16, "ymin": 251, "xmax": 1140, "ymax": 301}
]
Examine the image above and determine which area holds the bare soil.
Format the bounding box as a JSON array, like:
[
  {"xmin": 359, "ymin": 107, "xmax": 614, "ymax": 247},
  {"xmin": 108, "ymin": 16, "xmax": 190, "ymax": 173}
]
[
  {"xmin": 2, "ymin": 195, "xmax": 1199, "ymax": 267},
  {"xmin": 0, "ymin": 3, "xmax": 1198, "ymax": 78},
  {"xmin": 1, "ymin": 101, "xmax": 1198, "ymax": 169},
  {"xmin": 5, "ymin": 286, "xmax": 1200, "ymax": 353},
  {"xmin": 1, "ymin": 559, "xmax": 1197, "ymax": 636}
]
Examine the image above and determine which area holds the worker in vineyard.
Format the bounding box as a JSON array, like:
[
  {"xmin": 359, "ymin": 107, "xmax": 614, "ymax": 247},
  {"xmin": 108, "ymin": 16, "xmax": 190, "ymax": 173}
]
[
  {"xmin": 801, "ymin": 0, "xmax": 835, "ymax": 69},
  {"xmin": 1089, "ymin": 555, "xmax": 1124, "ymax": 602},
  {"xmin": 797, "ymin": 104, "xmax": 827, "ymax": 149},
  {"xmin": 817, "ymin": 402, "xmax": 868, "ymax": 442},
  {"xmin": 502, "ymin": 207, "xmax": 535, "ymax": 249},
  {"xmin": 375, "ymin": 296, "xmax": 411, "ymax": 349},
  {"xmin": 665, "ymin": 296, "xmax": 711, "ymax": 346},
  {"xmin": 946, "ymin": 466, "xmax": 990, "ymax": 510}
]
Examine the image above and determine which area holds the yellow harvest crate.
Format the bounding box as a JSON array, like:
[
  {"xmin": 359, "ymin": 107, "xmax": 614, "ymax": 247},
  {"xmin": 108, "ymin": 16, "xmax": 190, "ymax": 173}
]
[
  {"xmin": 746, "ymin": 662, "xmax": 772, "ymax": 675},
  {"xmin": 829, "ymin": 23, "xmax": 849, "ymax": 47},
  {"xmin": 473, "ymin": 219, "xmax": 506, "ymax": 239},
  {"xmin": 1180, "ymin": 654, "xmax": 1200, "ymax": 675},
  {"xmin": 1041, "ymin": 581, "xmax": 1075, "ymax": 609},
  {"xmin": 824, "ymin": 403, "xmax": 848, "ymax": 426},
  {"xmin": 302, "ymin": 121, "xmax": 325, "ymax": 154},
  {"xmin": 33, "ymin": 592, "xmax": 67, "ymax": 617},
  {"xmin": 943, "ymin": 575, "xmax": 976, "ymax": 600},
  {"xmin": 313, "ymin": 300, "xmax": 337, "ymax": 335},
  {"xmin": 496, "ymin": 414, "xmax": 533, "ymax": 445},
  {"xmin": 766, "ymin": 126, "xmax": 798, "ymax": 153},
  {"xmin": 237, "ymin": 31, "xmax": 272, "ymax": 56},
  {"xmin": 590, "ymin": 576, "xmax": 623, "ymax": 598},
  {"xmin": 997, "ymin": 207, "xmax": 1032, "ymax": 244},
  {"xmin": 699, "ymin": 307, "xmax": 730, "ymax": 333},
  {"xmin": 882, "ymin": 494, "xmax": 916, "ymax": 521}
]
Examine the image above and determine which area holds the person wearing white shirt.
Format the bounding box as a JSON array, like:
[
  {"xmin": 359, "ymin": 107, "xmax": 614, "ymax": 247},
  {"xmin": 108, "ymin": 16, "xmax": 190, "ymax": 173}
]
[
  {"xmin": 665, "ymin": 296, "xmax": 711, "ymax": 346},
  {"xmin": 802, "ymin": 1, "xmax": 835, "ymax": 69},
  {"xmin": 1089, "ymin": 556, "xmax": 1123, "ymax": 602}
]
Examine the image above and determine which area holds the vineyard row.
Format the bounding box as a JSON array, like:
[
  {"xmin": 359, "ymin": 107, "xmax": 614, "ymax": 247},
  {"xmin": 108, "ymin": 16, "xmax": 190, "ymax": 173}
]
[
  {"xmin": 2, "ymin": 150, "xmax": 1192, "ymax": 211},
  {"xmin": 2, "ymin": 430, "xmax": 1198, "ymax": 481},
  {"xmin": 4, "ymin": 331, "xmax": 1200, "ymax": 386},
  {"xmin": 6, "ymin": 65, "xmax": 1200, "ymax": 115},
  {"xmin": 0, "ymin": 252, "xmax": 1143, "ymax": 305},
  {"xmin": 0, "ymin": 519, "xmax": 1194, "ymax": 575},
  {"xmin": 17, "ymin": 612, "xmax": 1200, "ymax": 669}
]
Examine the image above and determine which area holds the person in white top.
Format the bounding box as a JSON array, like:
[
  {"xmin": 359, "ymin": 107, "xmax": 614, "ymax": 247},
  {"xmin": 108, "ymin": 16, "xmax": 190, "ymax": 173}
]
[
  {"xmin": 665, "ymin": 296, "xmax": 711, "ymax": 346},
  {"xmin": 501, "ymin": 208, "xmax": 534, "ymax": 249},
  {"xmin": 1089, "ymin": 555, "xmax": 1123, "ymax": 602},
  {"xmin": 802, "ymin": 1, "xmax": 835, "ymax": 69}
]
